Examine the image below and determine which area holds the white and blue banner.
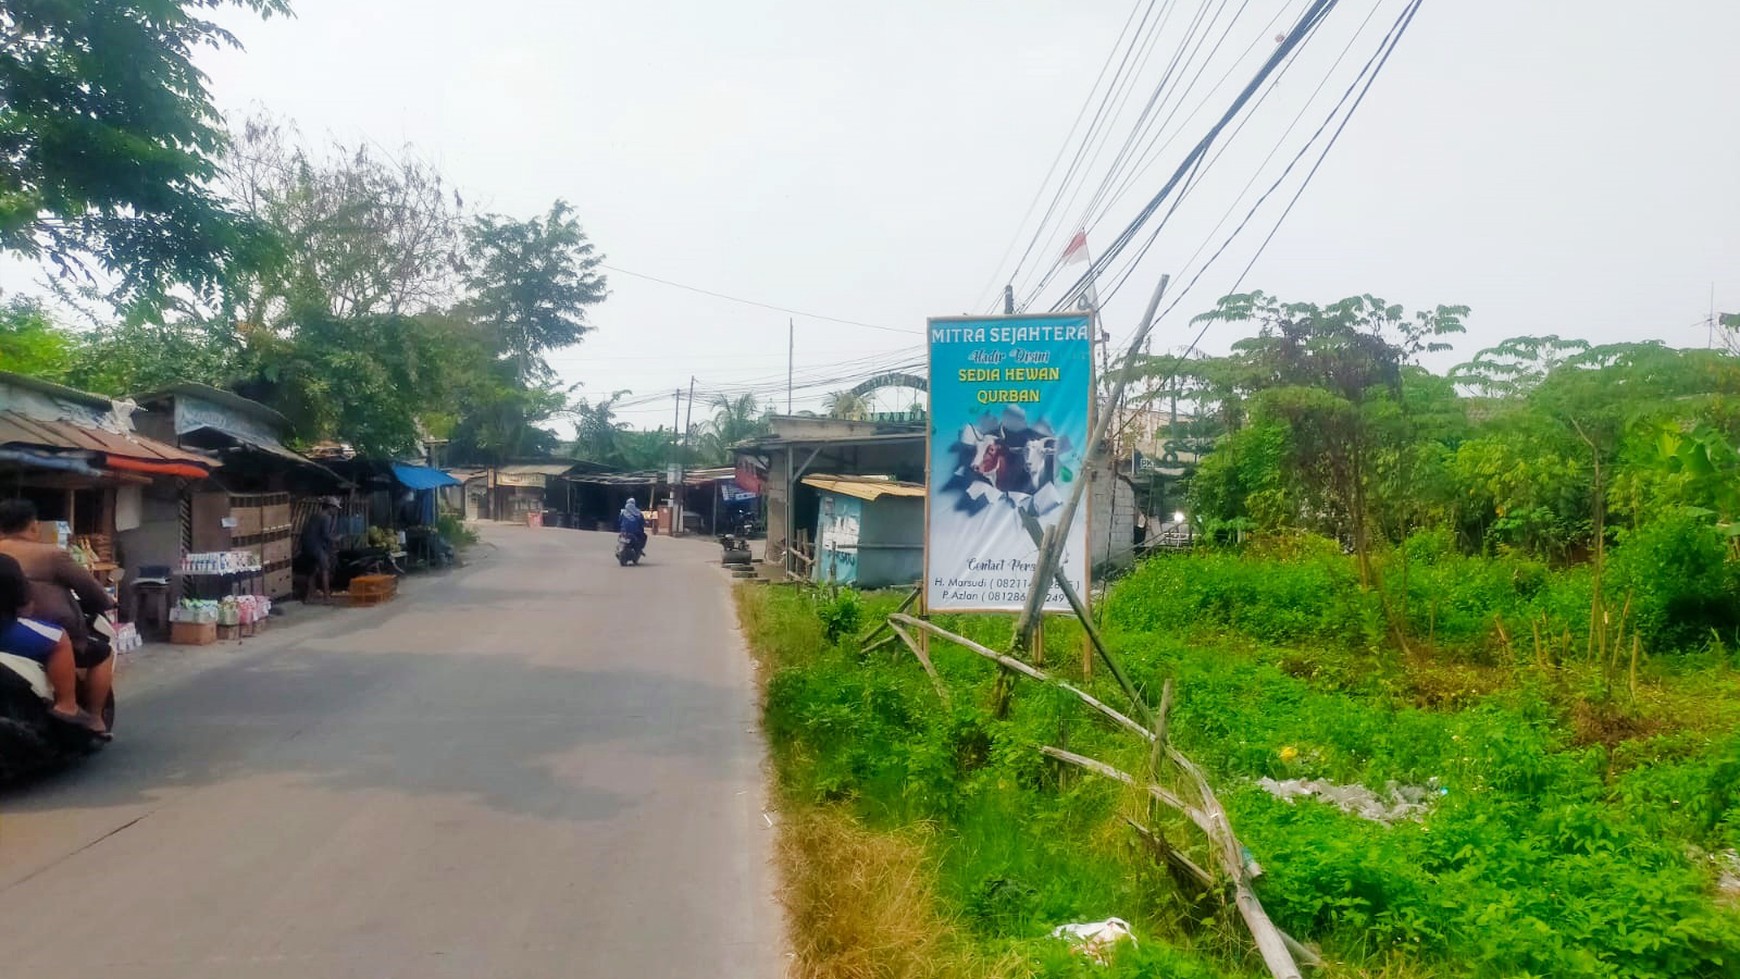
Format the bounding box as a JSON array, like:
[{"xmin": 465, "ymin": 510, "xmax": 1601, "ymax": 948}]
[{"xmin": 926, "ymin": 313, "xmax": 1093, "ymax": 612}]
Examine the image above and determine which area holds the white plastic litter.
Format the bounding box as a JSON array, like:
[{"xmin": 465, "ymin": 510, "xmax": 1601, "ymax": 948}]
[
  {"xmin": 1257, "ymin": 777, "xmax": 1438, "ymax": 824},
  {"xmin": 1050, "ymin": 917, "xmax": 1135, "ymax": 964}
]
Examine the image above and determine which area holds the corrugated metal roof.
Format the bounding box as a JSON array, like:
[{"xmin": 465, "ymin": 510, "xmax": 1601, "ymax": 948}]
[
  {"xmin": 498, "ymin": 462, "xmax": 582, "ymax": 476},
  {"xmin": 0, "ymin": 411, "xmax": 215, "ymax": 467},
  {"xmin": 132, "ymin": 381, "xmax": 290, "ymax": 431},
  {"xmin": 801, "ymin": 474, "xmax": 927, "ymax": 501}
]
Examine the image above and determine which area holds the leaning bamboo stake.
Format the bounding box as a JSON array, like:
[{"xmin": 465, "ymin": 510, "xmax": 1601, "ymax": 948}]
[
  {"xmin": 861, "ymin": 632, "xmax": 901, "ymax": 656},
  {"xmin": 887, "ymin": 619, "xmax": 950, "ymax": 704},
  {"xmin": 859, "ymin": 587, "xmax": 921, "ymax": 645},
  {"xmin": 889, "ymin": 614, "xmax": 1148, "ymax": 739},
  {"xmin": 1013, "ymin": 273, "xmax": 1171, "ymax": 652},
  {"xmin": 1043, "ymin": 746, "xmax": 1303, "ymax": 979}
]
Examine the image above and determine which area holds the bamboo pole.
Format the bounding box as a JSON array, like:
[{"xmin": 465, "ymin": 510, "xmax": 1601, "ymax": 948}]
[
  {"xmin": 859, "ymin": 586, "xmax": 921, "ymax": 645},
  {"xmin": 1013, "ymin": 273, "xmax": 1170, "ymax": 652},
  {"xmin": 887, "ymin": 619, "xmax": 950, "ymax": 704},
  {"xmin": 1042, "ymin": 746, "xmax": 1303, "ymax": 979}
]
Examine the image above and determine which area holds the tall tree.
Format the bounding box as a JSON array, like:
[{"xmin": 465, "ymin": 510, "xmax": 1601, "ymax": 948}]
[
  {"xmin": 213, "ymin": 115, "xmax": 465, "ymax": 323},
  {"xmin": 461, "ymin": 200, "xmax": 607, "ymax": 380},
  {"xmin": 0, "ymin": 0, "xmax": 289, "ymax": 301}
]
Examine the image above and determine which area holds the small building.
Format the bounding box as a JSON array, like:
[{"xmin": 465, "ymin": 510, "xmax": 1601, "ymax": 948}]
[
  {"xmin": 803, "ymin": 475, "xmax": 924, "ymax": 588},
  {"xmin": 0, "ymin": 371, "xmax": 217, "ymax": 607},
  {"xmin": 735, "ymin": 414, "xmax": 1145, "ymax": 582},
  {"xmin": 132, "ymin": 383, "xmax": 347, "ymax": 600}
]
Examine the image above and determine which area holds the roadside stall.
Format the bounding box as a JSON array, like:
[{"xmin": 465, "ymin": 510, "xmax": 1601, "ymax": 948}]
[
  {"xmin": 132, "ymin": 383, "xmax": 347, "ymax": 602},
  {"xmin": 0, "ymin": 371, "xmax": 219, "ymax": 645}
]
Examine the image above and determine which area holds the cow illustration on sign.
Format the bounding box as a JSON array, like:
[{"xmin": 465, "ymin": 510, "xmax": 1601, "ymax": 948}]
[{"xmin": 940, "ymin": 405, "xmax": 1072, "ymax": 517}]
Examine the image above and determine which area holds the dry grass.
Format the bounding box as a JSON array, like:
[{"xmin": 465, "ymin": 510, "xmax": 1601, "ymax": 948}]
[{"xmin": 777, "ymin": 806, "xmax": 1036, "ymax": 979}]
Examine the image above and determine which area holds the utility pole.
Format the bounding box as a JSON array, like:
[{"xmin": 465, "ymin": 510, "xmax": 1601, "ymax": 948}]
[
  {"xmin": 786, "ymin": 318, "xmax": 794, "ymax": 415},
  {"xmin": 672, "ymin": 388, "xmax": 682, "ymax": 457},
  {"xmin": 1003, "ymin": 284, "xmax": 1015, "ymax": 315},
  {"xmin": 683, "ymin": 376, "xmax": 696, "ymax": 451}
]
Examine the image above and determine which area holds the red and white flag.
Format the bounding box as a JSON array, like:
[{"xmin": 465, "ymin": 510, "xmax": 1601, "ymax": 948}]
[{"xmin": 1062, "ymin": 230, "xmax": 1090, "ymax": 265}]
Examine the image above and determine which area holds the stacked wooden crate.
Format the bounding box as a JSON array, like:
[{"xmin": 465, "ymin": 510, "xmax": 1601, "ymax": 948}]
[{"xmin": 229, "ymin": 492, "xmax": 295, "ymax": 599}]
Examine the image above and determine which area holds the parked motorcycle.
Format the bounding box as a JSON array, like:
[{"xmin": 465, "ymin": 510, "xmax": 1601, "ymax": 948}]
[
  {"xmin": 615, "ymin": 532, "xmax": 645, "ymax": 567},
  {"xmin": 0, "ymin": 607, "xmax": 117, "ymax": 781}
]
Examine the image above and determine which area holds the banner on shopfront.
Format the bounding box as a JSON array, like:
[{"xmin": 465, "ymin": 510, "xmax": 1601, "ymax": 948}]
[{"xmin": 926, "ymin": 313, "xmax": 1092, "ymax": 612}]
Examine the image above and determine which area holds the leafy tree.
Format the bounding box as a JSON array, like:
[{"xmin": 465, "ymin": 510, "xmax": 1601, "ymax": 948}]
[
  {"xmin": 0, "ymin": 0, "xmax": 289, "ymax": 301},
  {"xmin": 0, "ymin": 296, "xmax": 72, "ymax": 379},
  {"xmin": 1191, "ymin": 292, "xmax": 1465, "ymax": 585},
  {"xmin": 64, "ymin": 317, "xmax": 240, "ymax": 395},
  {"xmin": 461, "ymin": 200, "xmax": 607, "ymax": 380},
  {"xmin": 213, "ymin": 115, "xmax": 465, "ymax": 322}
]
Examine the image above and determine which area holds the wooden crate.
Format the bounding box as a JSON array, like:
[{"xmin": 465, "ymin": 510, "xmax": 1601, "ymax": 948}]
[
  {"xmin": 171, "ymin": 621, "xmax": 217, "ymax": 646},
  {"xmin": 348, "ymin": 574, "xmax": 397, "ymax": 607},
  {"xmin": 263, "ymin": 537, "xmax": 292, "ymax": 565},
  {"xmin": 232, "ymin": 506, "xmax": 263, "ymax": 538},
  {"xmin": 263, "ymin": 503, "xmax": 293, "ymax": 533},
  {"xmin": 265, "ymin": 568, "xmax": 293, "ymax": 599}
]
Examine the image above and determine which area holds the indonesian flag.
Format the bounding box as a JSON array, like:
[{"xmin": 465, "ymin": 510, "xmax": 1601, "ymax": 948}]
[{"xmin": 1062, "ymin": 230, "xmax": 1089, "ymax": 265}]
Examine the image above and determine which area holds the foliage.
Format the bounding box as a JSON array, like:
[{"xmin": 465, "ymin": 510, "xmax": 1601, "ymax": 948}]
[
  {"xmin": 215, "ymin": 114, "xmax": 465, "ymax": 322},
  {"xmin": 698, "ymin": 392, "xmax": 771, "ymax": 464},
  {"xmin": 63, "ymin": 317, "xmax": 240, "ymax": 395},
  {"xmin": 739, "ymin": 562, "xmax": 1740, "ymax": 979},
  {"xmin": 823, "ymin": 389, "xmax": 871, "ymax": 420},
  {"xmin": 460, "ymin": 199, "xmax": 607, "ymax": 381},
  {"xmin": 434, "ymin": 512, "xmax": 477, "ymax": 548},
  {"xmin": 0, "ymin": 0, "xmax": 289, "ymax": 302},
  {"xmin": 812, "ymin": 585, "xmax": 863, "ymax": 644},
  {"xmin": 0, "ymin": 296, "xmax": 72, "ymax": 379}
]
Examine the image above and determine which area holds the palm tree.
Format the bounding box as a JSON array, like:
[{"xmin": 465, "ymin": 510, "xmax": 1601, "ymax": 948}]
[
  {"xmin": 823, "ymin": 389, "xmax": 871, "ymax": 420},
  {"xmin": 701, "ymin": 393, "xmax": 769, "ymax": 463}
]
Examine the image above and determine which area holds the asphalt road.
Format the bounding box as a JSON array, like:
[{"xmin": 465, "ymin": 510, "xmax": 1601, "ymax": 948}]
[{"xmin": 0, "ymin": 525, "xmax": 782, "ymax": 978}]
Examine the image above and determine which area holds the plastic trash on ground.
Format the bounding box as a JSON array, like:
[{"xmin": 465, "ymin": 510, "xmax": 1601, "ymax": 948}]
[{"xmin": 1050, "ymin": 917, "xmax": 1135, "ymax": 964}]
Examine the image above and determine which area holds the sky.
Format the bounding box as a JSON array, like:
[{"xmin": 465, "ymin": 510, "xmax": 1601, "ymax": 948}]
[{"xmin": 17, "ymin": 1, "xmax": 1740, "ymax": 431}]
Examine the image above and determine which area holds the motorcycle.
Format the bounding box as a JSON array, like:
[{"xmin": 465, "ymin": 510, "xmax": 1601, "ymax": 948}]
[
  {"xmin": 615, "ymin": 531, "xmax": 645, "ymax": 567},
  {"xmin": 0, "ymin": 605, "xmax": 117, "ymax": 781}
]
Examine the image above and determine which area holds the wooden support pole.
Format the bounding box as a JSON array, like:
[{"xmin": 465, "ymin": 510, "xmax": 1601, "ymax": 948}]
[
  {"xmin": 858, "ymin": 586, "xmax": 920, "ymax": 644},
  {"xmin": 1013, "ymin": 273, "xmax": 1169, "ymax": 653},
  {"xmin": 1041, "ymin": 746, "xmax": 1304, "ymax": 979},
  {"xmin": 890, "ymin": 614, "xmax": 1147, "ymax": 738},
  {"xmin": 887, "ymin": 619, "xmax": 950, "ymax": 704}
]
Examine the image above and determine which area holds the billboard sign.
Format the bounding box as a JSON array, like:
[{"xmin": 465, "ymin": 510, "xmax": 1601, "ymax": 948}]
[{"xmin": 926, "ymin": 313, "xmax": 1093, "ymax": 612}]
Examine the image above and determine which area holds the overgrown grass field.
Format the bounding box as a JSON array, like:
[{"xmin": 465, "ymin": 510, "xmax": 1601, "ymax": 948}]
[{"xmin": 738, "ymin": 542, "xmax": 1740, "ymax": 978}]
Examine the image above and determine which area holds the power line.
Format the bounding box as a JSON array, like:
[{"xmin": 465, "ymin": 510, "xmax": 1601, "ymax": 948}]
[
  {"xmin": 1105, "ymin": 0, "xmax": 1427, "ymax": 450},
  {"xmin": 598, "ymin": 263, "xmax": 917, "ymax": 335},
  {"xmin": 971, "ymin": 0, "xmax": 1154, "ymax": 312},
  {"xmin": 1096, "ymin": 0, "xmax": 1381, "ymax": 315},
  {"xmin": 1046, "ymin": 0, "xmax": 1343, "ymax": 314}
]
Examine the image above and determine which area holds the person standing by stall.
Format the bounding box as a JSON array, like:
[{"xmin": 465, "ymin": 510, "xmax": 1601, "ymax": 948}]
[{"xmin": 301, "ymin": 497, "xmax": 341, "ymax": 603}]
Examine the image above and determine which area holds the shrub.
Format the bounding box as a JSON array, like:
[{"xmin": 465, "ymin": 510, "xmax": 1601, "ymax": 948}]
[
  {"xmin": 812, "ymin": 585, "xmax": 863, "ymax": 644},
  {"xmin": 1607, "ymin": 512, "xmax": 1738, "ymax": 652}
]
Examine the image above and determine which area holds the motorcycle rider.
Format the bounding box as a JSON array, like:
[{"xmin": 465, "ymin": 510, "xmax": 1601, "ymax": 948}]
[
  {"xmin": 0, "ymin": 553, "xmax": 107, "ymax": 735},
  {"xmin": 617, "ymin": 497, "xmax": 648, "ymax": 556},
  {"xmin": 0, "ymin": 500, "xmax": 116, "ymax": 729}
]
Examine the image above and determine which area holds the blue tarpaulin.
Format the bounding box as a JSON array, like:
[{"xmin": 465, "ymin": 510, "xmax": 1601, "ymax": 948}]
[{"xmin": 391, "ymin": 463, "xmax": 461, "ymax": 490}]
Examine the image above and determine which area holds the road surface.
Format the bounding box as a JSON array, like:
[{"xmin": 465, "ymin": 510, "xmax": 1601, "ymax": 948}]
[{"xmin": 0, "ymin": 525, "xmax": 782, "ymax": 978}]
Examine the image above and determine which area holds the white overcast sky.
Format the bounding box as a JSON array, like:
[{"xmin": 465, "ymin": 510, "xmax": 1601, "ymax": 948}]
[{"xmin": 25, "ymin": 2, "xmax": 1740, "ymax": 429}]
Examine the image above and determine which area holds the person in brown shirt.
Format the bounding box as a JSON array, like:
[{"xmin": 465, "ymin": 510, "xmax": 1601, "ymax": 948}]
[{"xmin": 0, "ymin": 499, "xmax": 116, "ymax": 728}]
